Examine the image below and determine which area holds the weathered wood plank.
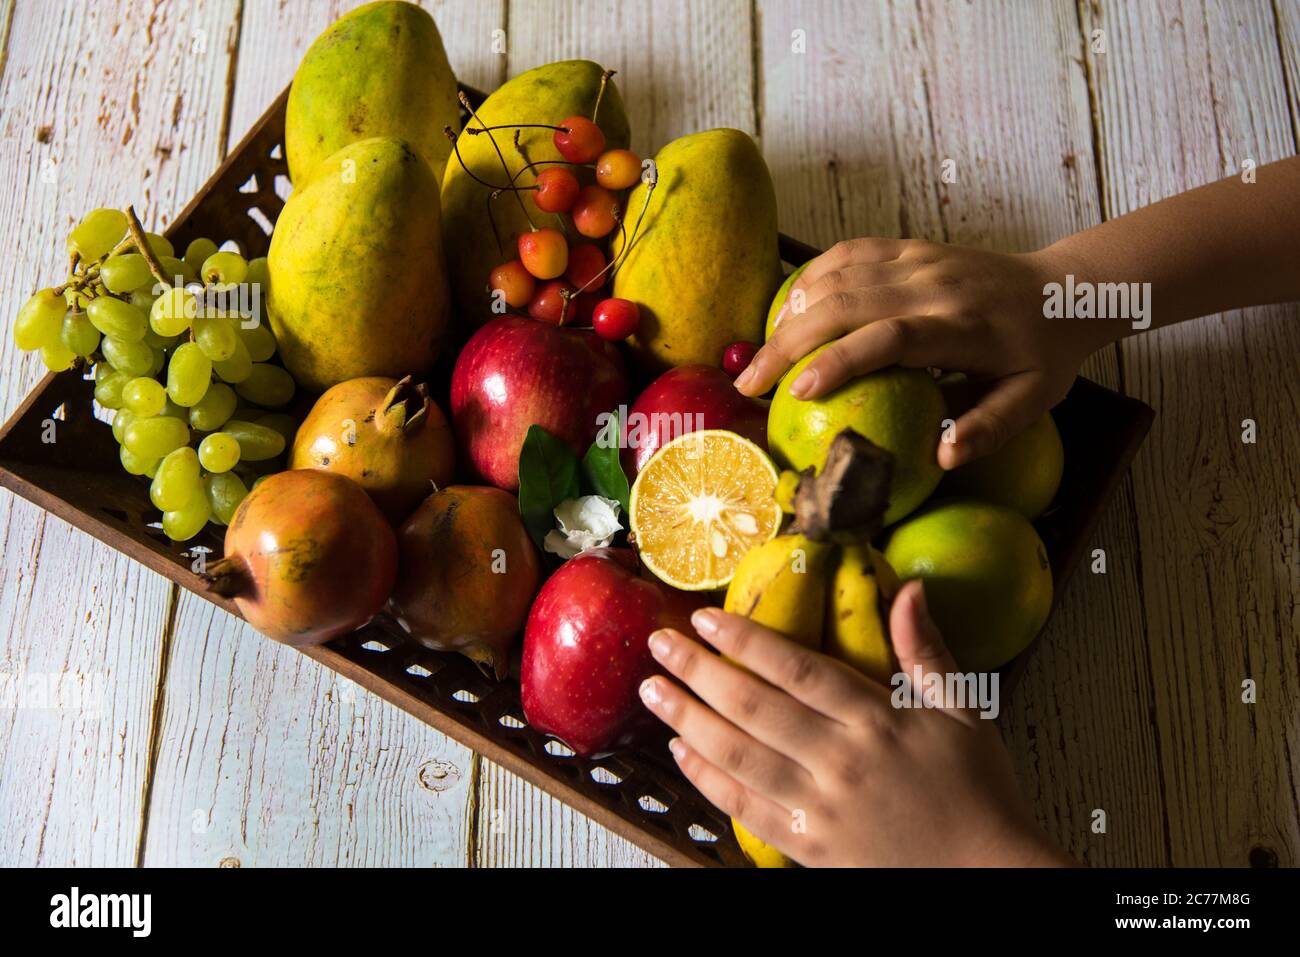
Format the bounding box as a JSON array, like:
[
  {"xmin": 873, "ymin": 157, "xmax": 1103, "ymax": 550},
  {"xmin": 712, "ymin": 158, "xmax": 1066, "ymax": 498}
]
[
  {"xmin": 139, "ymin": 0, "xmax": 506, "ymax": 867},
  {"xmin": 759, "ymin": 0, "xmax": 1163, "ymax": 865},
  {"xmin": 470, "ymin": 0, "xmax": 756, "ymax": 867},
  {"xmin": 0, "ymin": 0, "xmax": 239, "ymax": 866},
  {"xmin": 1083, "ymin": 0, "xmax": 1300, "ymax": 866}
]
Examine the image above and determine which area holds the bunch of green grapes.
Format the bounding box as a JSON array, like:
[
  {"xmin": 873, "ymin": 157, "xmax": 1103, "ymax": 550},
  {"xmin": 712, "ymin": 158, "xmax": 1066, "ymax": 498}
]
[{"xmin": 12, "ymin": 206, "xmax": 300, "ymax": 542}]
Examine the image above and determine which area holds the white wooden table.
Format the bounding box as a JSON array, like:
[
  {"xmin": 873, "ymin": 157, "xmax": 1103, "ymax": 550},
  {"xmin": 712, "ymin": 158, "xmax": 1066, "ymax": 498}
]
[{"xmin": 1, "ymin": 0, "xmax": 1297, "ymax": 868}]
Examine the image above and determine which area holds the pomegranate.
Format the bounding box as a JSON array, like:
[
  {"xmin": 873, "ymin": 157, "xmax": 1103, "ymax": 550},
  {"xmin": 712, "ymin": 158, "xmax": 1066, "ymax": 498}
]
[
  {"xmin": 289, "ymin": 375, "xmax": 454, "ymax": 524},
  {"xmin": 388, "ymin": 486, "xmax": 541, "ymax": 678},
  {"xmin": 206, "ymin": 470, "xmax": 397, "ymax": 647}
]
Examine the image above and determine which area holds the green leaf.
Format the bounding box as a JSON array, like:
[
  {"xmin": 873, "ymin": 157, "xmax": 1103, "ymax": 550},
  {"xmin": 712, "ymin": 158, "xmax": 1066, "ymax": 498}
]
[
  {"xmin": 518, "ymin": 425, "xmax": 580, "ymax": 550},
  {"xmin": 580, "ymin": 409, "xmax": 631, "ymax": 512}
]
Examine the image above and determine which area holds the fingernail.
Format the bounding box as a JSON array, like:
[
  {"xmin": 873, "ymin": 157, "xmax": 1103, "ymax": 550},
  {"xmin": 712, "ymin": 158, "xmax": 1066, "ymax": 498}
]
[
  {"xmin": 668, "ymin": 737, "xmax": 686, "ymax": 761},
  {"xmin": 691, "ymin": 607, "xmax": 720, "ymax": 636},
  {"xmin": 912, "ymin": 580, "xmax": 929, "ymax": 617},
  {"xmin": 639, "ymin": 677, "xmax": 663, "ymax": 708},
  {"xmin": 733, "ymin": 367, "xmax": 756, "ymax": 391},
  {"xmin": 647, "ymin": 629, "xmax": 673, "ymax": 661},
  {"xmin": 790, "ymin": 367, "xmax": 818, "ymax": 398}
]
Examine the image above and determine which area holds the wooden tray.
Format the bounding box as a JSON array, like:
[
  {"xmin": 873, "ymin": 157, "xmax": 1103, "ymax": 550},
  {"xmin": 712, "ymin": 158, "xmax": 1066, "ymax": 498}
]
[{"xmin": 0, "ymin": 86, "xmax": 1154, "ymax": 867}]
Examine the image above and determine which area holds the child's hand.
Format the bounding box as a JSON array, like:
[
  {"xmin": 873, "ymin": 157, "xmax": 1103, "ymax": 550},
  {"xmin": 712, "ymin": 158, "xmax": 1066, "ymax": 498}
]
[
  {"xmin": 734, "ymin": 239, "xmax": 1110, "ymax": 468},
  {"xmin": 638, "ymin": 581, "xmax": 1071, "ymax": 867}
]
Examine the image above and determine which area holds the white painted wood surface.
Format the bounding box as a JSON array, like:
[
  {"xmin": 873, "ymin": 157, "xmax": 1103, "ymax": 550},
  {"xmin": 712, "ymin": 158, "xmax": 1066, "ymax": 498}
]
[{"xmin": 1, "ymin": 0, "xmax": 1297, "ymax": 868}]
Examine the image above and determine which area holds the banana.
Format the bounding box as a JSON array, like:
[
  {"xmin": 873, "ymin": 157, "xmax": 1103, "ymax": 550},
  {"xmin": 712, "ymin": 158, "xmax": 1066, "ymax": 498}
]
[
  {"xmin": 723, "ymin": 534, "xmax": 834, "ymax": 649},
  {"xmin": 824, "ymin": 543, "xmax": 900, "ymax": 684},
  {"xmin": 720, "ymin": 430, "xmax": 906, "ymax": 868}
]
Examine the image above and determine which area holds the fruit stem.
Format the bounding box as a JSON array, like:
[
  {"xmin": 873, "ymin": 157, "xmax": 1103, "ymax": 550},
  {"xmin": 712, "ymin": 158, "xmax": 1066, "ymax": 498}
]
[
  {"xmin": 124, "ymin": 205, "xmax": 171, "ymax": 288},
  {"xmin": 442, "ymin": 126, "xmax": 531, "ymax": 193},
  {"xmin": 457, "ymin": 92, "xmax": 537, "ymax": 230},
  {"xmin": 466, "ymin": 123, "xmax": 569, "ymax": 135},
  {"xmin": 791, "ymin": 430, "xmax": 895, "ymax": 544},
  {"xmin": 204, "ymin": 555, "xmax": 252, "ymax": 599},
  {"xmin": 592, "ymin": 69, "xmax": 618, "ymax": 123}
]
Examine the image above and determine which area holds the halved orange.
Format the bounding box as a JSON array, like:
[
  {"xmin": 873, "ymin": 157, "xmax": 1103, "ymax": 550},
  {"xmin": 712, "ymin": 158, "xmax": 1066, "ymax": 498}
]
[{"xmin": 629, "ymin": 430, "xmax": 783, "ymax": 591}]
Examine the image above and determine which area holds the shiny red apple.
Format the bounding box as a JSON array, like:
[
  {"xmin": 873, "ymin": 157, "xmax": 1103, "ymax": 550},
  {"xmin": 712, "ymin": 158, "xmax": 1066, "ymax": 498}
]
[
  {"xmin": 621, "ymin": 364, "xmax": 769, "ymax": 476},
  {"xmin": 450, "ymin": 316, "xmax": 629, "ymax": 491},
  {"xmin": 521, "ymin": 548, "xmax": 703, "ymax": 757}
]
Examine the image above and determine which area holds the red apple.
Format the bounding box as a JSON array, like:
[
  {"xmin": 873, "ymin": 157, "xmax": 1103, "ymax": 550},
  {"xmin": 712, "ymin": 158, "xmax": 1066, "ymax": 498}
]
[
  {"xmin": 450, "ymin": 316, "xmax": 628, "ymax": 491},
  {"xmin": 521, "ymin": 548, "xmax": 703, "ymax": 757},
  {"xmin": 620, "ymin": 364, "xmax": 769, "ymax": 476}
]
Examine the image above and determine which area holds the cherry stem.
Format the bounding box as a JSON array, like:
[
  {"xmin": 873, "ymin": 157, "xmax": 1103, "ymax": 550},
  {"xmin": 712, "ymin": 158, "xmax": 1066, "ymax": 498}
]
[
  {"xmin": 562, "ymin": 173, "xmax": 657, "ymax": 305},
  {"xmin": 125, "ymin": 205, "xmax": 170, "ymax": 288},
  {"xmin": 443, "ymin": 126, "xmax": 534, "ymax": 193},
  {"xmin": 466, "ymin": 123, "xmax": 569, "ymax": 135},
  {"xmin": 458, "ymin": 91, "xmax": 536, "ymax": 230},
  {"xmin": 592, "ymin": 69, "xmax": 618, "ymax": 123}
]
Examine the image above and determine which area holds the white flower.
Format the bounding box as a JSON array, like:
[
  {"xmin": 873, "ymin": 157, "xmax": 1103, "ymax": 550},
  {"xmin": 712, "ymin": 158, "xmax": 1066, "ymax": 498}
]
[{"xmin": 543, "ymin": 495, "xmax": 623, "ymax": 559}]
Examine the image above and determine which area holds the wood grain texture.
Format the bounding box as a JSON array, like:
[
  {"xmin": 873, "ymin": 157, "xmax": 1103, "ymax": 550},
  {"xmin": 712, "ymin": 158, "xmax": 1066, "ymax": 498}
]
[
  {"xmin": 471, "ymin": 0, "xmax": 756, "ymax": 866},
  {"xmin": 139, "ymin": 0, "xmax": 507, "ymax": 867},
  {"xmin": 1083, "ymin": 0, "xmax": 1300, "ymax": 866},
  {"xmin": 0, "ymin": 0, "xmax": 238, "ymax": 866}
]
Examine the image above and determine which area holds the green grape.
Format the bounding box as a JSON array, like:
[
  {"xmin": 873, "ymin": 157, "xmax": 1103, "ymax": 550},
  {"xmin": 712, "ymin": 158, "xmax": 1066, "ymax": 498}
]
[
  {"xmin": 94, "ymin": 368, "xmax": 131, "ymax": 409},
  {"xmin": 143, "ymin": 325, "xmax": 179, "ymax": 350},
  {"xmin": 123, "ymin": 415, "xmax": 190, "ymax": 459},
  {"xmin": 60, "ymin": 312, "xmax": 100, "ymax": 356},
  {"xmin": 213, "ymin": 336, "xmax": 253, "ymax": 383},
  {"xmin": 167, "ymin": 342, "xmax": 212, "ymax": 407},
  {"xmin": 100, "ymin": 253, "xmax": 153, "ymax": 294},
  {"xmin": 122, "ymin": 376, "xmax": 167, "ymax": 417},
  {"xmin": 150, "ymin": 288, "xmax": 196, "ymax": 337},
  {"xmin": 150, "ymin": 446, "xmax": 202, "ymax": 511},
  {"xmin": 101, "ymin": 336, "xmax": 151, "ymax": 376},
  {"xmin": 160, "ymin": 398, "xmax": 189, "ymax": 421},
  {"xmin": 87, "ymin": 297, "xmax": 148, "ymax": 341},
  {"xmin": 143, "ymin": 233, "xmax": 174, "ymax": 258},
  {"xmin": 193, "ymin": 315, "xmax": 238, "ymax": 361},
  {"xmin": 255, "ymin": 413, "xmax": 299, "ymax": 446},
  {"xmin": 111, "ymin": 408, "xmax": 135, "ymax": 444},
  {"xmin": 15, "ymin": 289, "xmax": 67, "ymax": 350},
  {"xmin": 41, "ymin": 342, "xmax": 77, "ymax": 372},
  {"xmin": 198, "ymin": 431, "xmax": 241, "ymax": 472},
  {"xmin": 184, "ymin": 238, "xmax": 219, "ymax": 272},
  {"xmin": 201, "ymin": 250, "xmax": 248, "ymax": 285},
  {"xmin": 188, "ymin": 382, "xmax": 237, "ymax": 432},
  {"xmin": 235, "ymin": 363, "xmax": 295, "ymax": 407},
  {"xmin": 149, "ymin": 346, "xmax": 167, "ymax": 376},
  {"xmin": 246, "ymin": 257, "xmax": 270, "ymax": 289},
  {"xmin": 238, "ymin": 321, "xmax": 277, "ymax": 362},
  {"xmin": 119, "ymin": 444, "xmax": 159, "ymax": 476},
  {"xmin": 222, "ymin": 419, "xmax": 285, "ymax": 461},
  {"xmin": 158, "ymin": 255, "xmax": 197, "ymax": 285},
  {"xmin": 162, "ymin": 493, "xmax": 210, "ymax": 542},
  {"xmin": 67, "ymin": 208, "xmax": 127, "ymax": 262},
  {"xmin": 204, "ymin": 470, "xmax": 248, "ymax": 525}
]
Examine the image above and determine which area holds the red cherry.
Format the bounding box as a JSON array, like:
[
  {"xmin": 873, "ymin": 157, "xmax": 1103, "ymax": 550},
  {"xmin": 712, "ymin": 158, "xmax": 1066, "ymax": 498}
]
[
  {"xmin": 566, "ymin": 243, "xmax": 607, "ymax": 290},
  {"xmin": 591, "ymin": 298, "xmax": 640, "ymax": 340},
  {"xmin": 533, "ymin": 166, "xmax": 580, "ymax": 213},
  {"xmin": 572, "ymin": 185, "xmax": 620, "ymax": 239},
  {"xmin": 554, "ymin": 115, "xmax": 606, "ymax": 164},
  {"xmin": 722, "ymin": 341, "xmax": 759, "ymax": 378},
  {"xmin": 488, "ymin": 260, "xmax": 536, "ymax": 309},
  {"xmin": 528, "ymin": 280, "xmax": 577, "ymax": 325},
  {"xmin": 595, "ymin": 149, "xmax": 642, "ymax": 190},
  {"xmin": 518, "ymin": 228, "xmax": 568, "ymax": 280}
]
